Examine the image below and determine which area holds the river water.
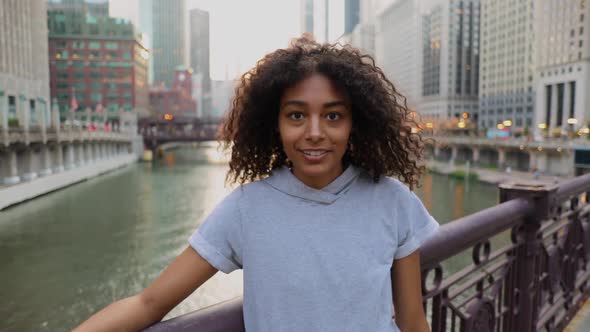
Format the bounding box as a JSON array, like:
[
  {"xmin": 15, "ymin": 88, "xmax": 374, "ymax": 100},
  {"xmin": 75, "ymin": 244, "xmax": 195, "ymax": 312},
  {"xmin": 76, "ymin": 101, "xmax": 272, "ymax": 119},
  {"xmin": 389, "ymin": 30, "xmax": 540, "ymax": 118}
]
[{"xmin": 0, "ymin": 145, "xmax": 498, "ymax": 331}]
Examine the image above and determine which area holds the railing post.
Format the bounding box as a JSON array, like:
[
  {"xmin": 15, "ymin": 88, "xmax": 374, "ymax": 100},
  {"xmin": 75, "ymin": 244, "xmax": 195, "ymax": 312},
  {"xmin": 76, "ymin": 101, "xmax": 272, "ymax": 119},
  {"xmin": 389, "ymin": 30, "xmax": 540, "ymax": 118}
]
[{"xmin": 498, "ymin": 183, "xmax": 557, "ymax": 332}]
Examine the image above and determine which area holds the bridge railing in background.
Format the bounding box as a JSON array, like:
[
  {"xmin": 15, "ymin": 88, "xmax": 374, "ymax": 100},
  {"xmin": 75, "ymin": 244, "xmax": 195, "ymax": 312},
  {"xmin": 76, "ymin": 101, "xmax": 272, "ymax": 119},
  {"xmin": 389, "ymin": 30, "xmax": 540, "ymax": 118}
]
[{"xmin": 145, "ymin": 174, "xmax": 590, "ymax": 332}]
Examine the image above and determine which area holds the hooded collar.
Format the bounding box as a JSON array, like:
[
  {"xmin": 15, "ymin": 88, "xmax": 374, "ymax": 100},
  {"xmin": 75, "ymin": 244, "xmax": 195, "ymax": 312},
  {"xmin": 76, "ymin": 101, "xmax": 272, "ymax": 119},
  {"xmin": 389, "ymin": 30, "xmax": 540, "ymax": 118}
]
[{"xmin": 264, "ymin": 165, "xmax": 361, "ymax": 204}]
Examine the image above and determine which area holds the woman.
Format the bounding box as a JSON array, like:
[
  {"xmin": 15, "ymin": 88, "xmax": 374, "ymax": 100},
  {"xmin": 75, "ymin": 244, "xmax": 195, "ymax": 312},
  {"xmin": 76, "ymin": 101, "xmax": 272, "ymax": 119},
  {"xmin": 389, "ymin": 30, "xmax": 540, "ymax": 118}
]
[{"xmin": 74, "ymin": 36, "xmax": 438, "ymax": 332}]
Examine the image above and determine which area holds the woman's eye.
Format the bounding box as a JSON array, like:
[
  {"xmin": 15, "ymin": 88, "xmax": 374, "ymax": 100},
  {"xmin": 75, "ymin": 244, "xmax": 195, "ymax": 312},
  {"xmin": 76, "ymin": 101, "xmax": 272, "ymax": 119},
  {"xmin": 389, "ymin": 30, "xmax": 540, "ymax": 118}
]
[
  {"xmin": 289, "ymin": 112, "xmax": 304, "ymax": 120},
  {"xmin": 326, "ymin": 112, "xmax": 341, "ymax": 121}
]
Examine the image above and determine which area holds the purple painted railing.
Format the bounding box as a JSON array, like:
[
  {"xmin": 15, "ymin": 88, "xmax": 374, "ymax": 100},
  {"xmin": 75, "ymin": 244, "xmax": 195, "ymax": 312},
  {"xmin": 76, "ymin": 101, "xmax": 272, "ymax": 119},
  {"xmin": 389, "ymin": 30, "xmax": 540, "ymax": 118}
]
[{"xmin": 146, "ymin": 174, "xmax": 590, "ymax": 332}]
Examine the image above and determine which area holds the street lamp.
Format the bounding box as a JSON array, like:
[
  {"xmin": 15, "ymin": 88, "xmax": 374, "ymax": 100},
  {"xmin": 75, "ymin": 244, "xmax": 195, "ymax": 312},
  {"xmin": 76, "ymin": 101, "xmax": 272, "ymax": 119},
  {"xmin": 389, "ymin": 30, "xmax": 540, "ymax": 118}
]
[{"xmin": 567, "ymin": 118, "xmax": 577, "ymax": 137}]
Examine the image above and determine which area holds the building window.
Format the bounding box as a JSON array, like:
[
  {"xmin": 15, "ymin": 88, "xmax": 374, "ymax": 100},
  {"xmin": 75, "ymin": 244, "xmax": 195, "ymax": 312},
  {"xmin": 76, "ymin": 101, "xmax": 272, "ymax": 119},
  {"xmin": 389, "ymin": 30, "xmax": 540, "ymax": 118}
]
[
  {"xmin": 56, "ymin": 72, "xmax": 68, "ymax": 79},
  {"xmin": 570, "ymin": 81, "xmax": 576, "ymax": 119},
  {"xmin": 57, "ymin": 82, "xmax": 69, "ymax": 89},
  {"xmin": 29, "ymin": 99, "xmax": 37, "ymax": 125},
  {"xmin": 105, "ymin": 42, "xmax": 118, "ymax": 50},
  {"xmin": 56, "ymin": 50, "xmax": 68, "ymax": 59},
  {"xmin": 556, "ymin": 83, "xmax": 564, "ymax": 126},
  {"xmin": 545, "ymin": 85, "xmax": 551, "ymax": 126},
  {"xmin": 91, "ymin": 82, "xmax": 102, "ymax": 89},
  {"xmin": 73, "ymin": 72, "xmax": 85, "ymax": 79},
  {"xmin": 90, "ymin": 93, "xmax": 102, "ymax": 102},
  {"xmin": 581, "ymin": 27, "xmax": 584, "ymax": 35},
  {"xmin": 72, "ymin": 41, "xmax": 85, "ymax": 49},
  {"xmin": 89, "ymin": 42, "xmax": 101, "ymax": 49},
  {"xmin": 55, "ymin": 41, "xmax": 67, "ymax": 48},
  {"xmin": 8, "ymin": 96, "xmax": 16, "ymax": 119},
  {"xmin": 90, "ymin": 71, "xmax": 101, "ymax": 79},
  {"xmin": 74, "ymin": 82, "xmax": 86, "ymax": 90}
]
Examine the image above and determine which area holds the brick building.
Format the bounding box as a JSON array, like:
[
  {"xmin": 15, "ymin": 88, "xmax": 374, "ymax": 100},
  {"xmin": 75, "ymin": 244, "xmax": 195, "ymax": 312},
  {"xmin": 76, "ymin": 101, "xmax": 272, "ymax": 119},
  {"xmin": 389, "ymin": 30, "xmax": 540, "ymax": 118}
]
[{"xmin": 47, "ymin": 7, "xmax": 149, "ymax": 122}]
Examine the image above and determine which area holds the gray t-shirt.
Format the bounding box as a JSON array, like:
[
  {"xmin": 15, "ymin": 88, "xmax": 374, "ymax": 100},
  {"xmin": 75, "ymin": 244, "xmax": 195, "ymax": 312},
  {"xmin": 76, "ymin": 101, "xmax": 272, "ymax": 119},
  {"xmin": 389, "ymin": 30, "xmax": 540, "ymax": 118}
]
[{"xmin": 189, "ymin": 165, "xmax": 439, "ymax": 332}]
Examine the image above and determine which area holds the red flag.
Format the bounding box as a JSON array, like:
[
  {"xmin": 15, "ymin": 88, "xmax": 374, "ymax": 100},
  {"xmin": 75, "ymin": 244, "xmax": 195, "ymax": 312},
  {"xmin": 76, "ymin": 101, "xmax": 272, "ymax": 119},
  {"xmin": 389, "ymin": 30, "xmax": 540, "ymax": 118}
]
[{"xmin": 70, "ymin": 87, "xmax": 78, "ymax": 110}]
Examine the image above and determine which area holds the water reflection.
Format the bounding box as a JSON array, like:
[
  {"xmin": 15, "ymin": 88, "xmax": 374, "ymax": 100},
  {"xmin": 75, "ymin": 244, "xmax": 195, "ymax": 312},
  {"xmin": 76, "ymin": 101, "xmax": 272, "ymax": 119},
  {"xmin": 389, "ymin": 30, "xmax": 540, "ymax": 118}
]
[{"xmin": 416, "ymin": 172, "xmax": 497, "ymax": 224}]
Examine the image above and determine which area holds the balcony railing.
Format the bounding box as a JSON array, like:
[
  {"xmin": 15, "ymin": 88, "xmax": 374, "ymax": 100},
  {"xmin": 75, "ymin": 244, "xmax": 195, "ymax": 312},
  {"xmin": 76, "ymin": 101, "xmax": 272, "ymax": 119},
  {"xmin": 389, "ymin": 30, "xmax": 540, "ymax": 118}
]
[{"xmin": 145, "ymin": 174, "xmax": 590, "ymax": 332}]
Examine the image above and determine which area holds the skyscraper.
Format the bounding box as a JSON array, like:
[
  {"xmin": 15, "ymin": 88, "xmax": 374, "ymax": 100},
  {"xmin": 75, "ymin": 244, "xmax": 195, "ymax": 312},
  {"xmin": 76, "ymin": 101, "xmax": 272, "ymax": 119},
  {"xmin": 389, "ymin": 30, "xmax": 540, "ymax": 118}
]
[
  {"xmin": 534, "ymin": 0, "xmax": 590, "ymax": 136},
  {"xmin": 0, "ymin": 0, "xmax": 50, "ymax": 130},
  {"xmin": 376, "ymin": 0, "xmax": 422, "ymax": 109},
  {"xmin": 345, "ymin": 0, "xmax": 360, "ymax": 34},
  {"xmin": 420, "ymin": 0, "xmax": 480, "ymax": 123},
  {"xmin": 189, "ymin": 8, "xmax": 211, "ymax": 118},
  {"xmin": 479, "ymin": 0, "xmax": 535, "ymax": 131},
  {"xmin": 300, "ymin": 0, "xmax": 331, "ymax": 42},
  {"xmin": 140, "ymin": 0, "xmax": 187, "ymax": 88},
  {"xmin": 301, "ymin": 0, "xmax": 314, "ymax": 35}
]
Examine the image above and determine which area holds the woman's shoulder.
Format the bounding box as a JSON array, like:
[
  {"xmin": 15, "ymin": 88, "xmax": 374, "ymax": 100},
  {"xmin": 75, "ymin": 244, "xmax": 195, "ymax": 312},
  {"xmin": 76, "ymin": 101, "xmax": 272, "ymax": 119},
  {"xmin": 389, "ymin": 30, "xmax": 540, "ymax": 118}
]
[
  {"xmin": 358, "ymin": 172, "xmax": 413, "ymax": 197},
  {"xmin": 229, "ymin": 178, "xmax": 273, "ymax": 198}
]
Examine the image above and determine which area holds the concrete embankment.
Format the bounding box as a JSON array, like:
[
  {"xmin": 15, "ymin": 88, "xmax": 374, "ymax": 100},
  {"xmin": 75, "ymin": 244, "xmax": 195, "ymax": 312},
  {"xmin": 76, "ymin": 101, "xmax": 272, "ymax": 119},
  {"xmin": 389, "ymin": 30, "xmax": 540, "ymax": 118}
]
[
  {"xmin": 426, "ymin": 160, "xmax": 572, "ymax": 186},
  {"xmin": 0, "ymin": 154, "xmax": 138, "ymax": 210}
]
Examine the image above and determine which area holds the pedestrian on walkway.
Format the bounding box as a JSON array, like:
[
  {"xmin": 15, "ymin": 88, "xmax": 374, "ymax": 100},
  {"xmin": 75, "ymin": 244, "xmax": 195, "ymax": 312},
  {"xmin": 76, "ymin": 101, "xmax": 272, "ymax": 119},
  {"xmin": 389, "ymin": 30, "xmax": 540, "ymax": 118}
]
[{"xmin": 74, "ymin": 36, "xmax": 439, "ymax": 332}]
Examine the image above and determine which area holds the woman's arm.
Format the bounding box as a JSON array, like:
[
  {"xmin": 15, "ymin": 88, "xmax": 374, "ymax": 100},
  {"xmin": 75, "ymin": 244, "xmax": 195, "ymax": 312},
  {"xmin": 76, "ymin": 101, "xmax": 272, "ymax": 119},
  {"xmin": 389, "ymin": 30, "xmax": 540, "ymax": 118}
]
[
  {"xmin": 73, "ymin": 246, "xmax": 218, "ymax": 332},
  {"xmin": 392, "ymin": 250, "xmax": 430, "ymax": 332}
]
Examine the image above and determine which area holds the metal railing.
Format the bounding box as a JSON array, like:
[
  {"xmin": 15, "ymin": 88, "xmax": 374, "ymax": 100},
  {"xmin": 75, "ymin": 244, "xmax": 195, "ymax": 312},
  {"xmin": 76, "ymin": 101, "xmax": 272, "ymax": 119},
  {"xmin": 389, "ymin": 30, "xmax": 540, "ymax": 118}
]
[{"xmin": 145, "ymin": 174, "xmax": 590, "ymax": 332}]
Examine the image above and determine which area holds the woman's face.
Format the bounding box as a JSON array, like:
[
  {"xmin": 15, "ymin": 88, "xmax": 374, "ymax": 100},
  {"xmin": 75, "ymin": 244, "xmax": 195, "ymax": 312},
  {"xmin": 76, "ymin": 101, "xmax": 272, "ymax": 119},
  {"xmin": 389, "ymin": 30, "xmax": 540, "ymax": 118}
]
[{"xmin": 278, "ymin": 73, "xmax": 352, "ymax": 189}]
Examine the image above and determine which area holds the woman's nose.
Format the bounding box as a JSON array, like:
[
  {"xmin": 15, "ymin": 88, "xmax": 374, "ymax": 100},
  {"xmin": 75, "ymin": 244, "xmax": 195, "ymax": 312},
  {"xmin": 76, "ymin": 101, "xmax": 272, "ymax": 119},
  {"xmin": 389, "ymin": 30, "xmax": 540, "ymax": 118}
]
[{"xmin": 305, "ymin": 116, "xmax": 324, "ymax": 141}]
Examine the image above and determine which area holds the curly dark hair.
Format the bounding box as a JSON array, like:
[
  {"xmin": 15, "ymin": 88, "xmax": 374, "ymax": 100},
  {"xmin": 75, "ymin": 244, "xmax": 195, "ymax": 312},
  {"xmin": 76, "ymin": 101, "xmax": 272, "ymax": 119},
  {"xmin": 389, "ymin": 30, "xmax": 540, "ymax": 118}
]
[{"xmin": 220, "ymin": 36, "xmax": 426, "ymax": 190}]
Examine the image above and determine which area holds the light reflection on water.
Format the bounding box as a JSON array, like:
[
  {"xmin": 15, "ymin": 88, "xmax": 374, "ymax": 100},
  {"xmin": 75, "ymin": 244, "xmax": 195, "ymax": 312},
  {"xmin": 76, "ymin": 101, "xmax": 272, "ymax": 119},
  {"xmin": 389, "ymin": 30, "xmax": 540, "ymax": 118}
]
[{"xmin": 0, "ymin": 147, "xmax": 497, "ymax": 331}]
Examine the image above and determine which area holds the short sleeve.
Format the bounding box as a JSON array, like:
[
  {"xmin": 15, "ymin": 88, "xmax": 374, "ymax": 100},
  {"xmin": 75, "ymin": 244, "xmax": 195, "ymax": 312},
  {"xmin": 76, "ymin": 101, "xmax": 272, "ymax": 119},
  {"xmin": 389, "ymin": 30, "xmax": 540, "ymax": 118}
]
[
  {"xmin": 394, "ymin": 190, "xmax": 439, "ymax": 260},
  {"xmin": 188, "ymin": 187, "xmax": 243, "ymax": 273}
]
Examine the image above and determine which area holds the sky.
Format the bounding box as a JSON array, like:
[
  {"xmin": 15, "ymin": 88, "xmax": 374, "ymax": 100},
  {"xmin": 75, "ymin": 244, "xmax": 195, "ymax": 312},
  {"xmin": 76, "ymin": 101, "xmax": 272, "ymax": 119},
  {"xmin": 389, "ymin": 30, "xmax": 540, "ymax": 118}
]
[{"xmin": 109, "ymin": 0, "xmax": 345, "ymax": 81}]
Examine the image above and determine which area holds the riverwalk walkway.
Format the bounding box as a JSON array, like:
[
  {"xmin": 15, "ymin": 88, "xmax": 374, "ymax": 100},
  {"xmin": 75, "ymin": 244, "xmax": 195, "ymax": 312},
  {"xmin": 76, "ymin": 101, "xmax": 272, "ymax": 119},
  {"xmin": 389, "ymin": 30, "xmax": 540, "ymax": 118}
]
[
  {"xmin": 426, "ymin": 160, "xmax": 572, "ymax": 186},
  {"xmin": 0, "ymin": 153, "xmax": 138, "ymax": 210}
]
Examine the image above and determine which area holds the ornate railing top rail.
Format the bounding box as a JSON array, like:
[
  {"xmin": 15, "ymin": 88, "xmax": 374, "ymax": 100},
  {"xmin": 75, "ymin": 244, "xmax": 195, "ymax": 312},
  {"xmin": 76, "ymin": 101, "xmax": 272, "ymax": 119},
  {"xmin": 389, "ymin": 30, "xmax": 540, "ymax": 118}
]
[
  {"xmin": 420, "ymin": 197, "xmax": 533, "ymax": 270},
  {"xmin": 144, "ymin": 173, "xmax": 590, "ymax": 332},
  {"xmin": 555, "ymin": 172, "xmax": 590, "ymax": 202}
]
